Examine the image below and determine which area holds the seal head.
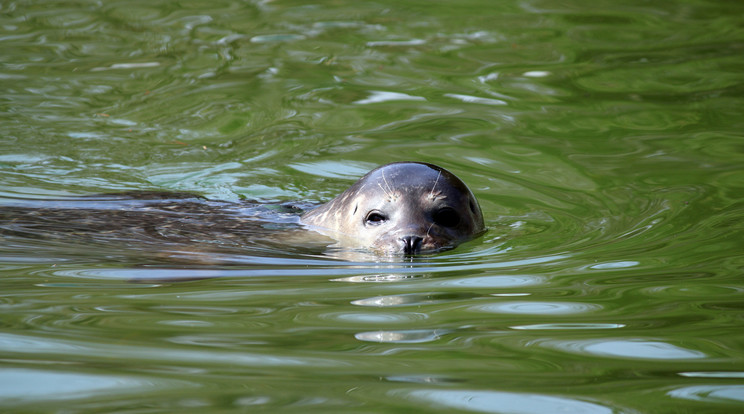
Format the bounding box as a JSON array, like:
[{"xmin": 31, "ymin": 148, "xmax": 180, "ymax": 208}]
[{"xmin": 300, "ymin": 162, "xmax": 485, "ymax": 255}]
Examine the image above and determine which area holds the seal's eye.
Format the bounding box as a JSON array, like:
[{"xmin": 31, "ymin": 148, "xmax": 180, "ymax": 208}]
[
  {"xmin": 433, "ymin": 207, "xmax": 460, "ymax": 227},
  {"xmin": 365, "ymin": 211, "xmax": 387, "ymax": 226}
]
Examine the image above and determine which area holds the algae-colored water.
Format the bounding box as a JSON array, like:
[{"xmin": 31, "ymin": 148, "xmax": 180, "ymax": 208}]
[{"xmin": 2, "ymin": 0, "xmax": 744, "ymax": 412}]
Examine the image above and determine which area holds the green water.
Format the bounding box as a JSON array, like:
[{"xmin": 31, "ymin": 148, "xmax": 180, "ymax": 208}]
[{"xmin": 2, "ymin": 0, "xmax": 744, "ymax": 412}]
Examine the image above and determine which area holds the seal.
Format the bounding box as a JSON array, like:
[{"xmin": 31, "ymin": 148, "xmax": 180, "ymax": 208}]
[
  {"xmin": 0, "ymin": 163, "xmax": 485, "ymax": 261},
  {"xmin": 300, "ymin": 162, "xmax": 485, "ymax": 255}
]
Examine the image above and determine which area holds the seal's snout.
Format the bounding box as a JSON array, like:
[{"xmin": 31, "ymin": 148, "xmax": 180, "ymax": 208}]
[{"xmin": 400, "ymin": 235, "xmax": 423, "ymax": 255}]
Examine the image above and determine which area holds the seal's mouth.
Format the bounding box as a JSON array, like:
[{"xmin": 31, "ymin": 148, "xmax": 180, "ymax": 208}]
[{"xmin": 372, "ymin": 234, "xmax": 454, "ymax": 256}]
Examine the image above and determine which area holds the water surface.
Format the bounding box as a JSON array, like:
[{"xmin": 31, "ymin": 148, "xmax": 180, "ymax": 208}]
[{"xmin": 2, "ymin": 0, "xmax": 744, "ymax": 412}]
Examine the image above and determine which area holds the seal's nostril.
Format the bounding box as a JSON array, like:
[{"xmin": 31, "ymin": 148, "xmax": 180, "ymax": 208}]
[{"xmin": 400, "ymin": 235, "xmax": 423, "ymax": 254}]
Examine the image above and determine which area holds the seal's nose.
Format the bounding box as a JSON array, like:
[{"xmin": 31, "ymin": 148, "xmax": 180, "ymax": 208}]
[{"xmin": 400, "ymin": 235, "xmax": 423, "ymax": 254}]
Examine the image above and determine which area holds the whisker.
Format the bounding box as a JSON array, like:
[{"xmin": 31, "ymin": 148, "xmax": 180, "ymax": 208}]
[
  {"xmin": 429, "ymin": 170, "xmax": 441, "ymax": 199},
  {"xmin": 382, "ymin": 169, "xmax": 394, "ymax": 195},
  {"xmin": 377, "ymin": 182, "xmax": 391, "ymax": 198}
]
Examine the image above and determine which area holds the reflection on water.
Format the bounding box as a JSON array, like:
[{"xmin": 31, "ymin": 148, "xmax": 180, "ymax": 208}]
[
  {"xmin": 668, "ymin": 385, "xmax": 744, "ymax": 404},
  {"xmin": 355, "ymin": 329, "xmax": 447, "ymax": 343},
  {"xmin": 469, "ymin": 301, "xmax": 602, "ymax": 315},
  {"xmin": 352, "ymin": 292, "xmax": 481, "ymax": 307},
  {"xmin": 2, "ymin": 0, "xmax": 744, "ymax": 412},
  {"xmin": 537, "ymin": 339, "xmax": 708, "ymax": 360},
  {"xmin": 511, "ymin": 323, "xmax": 625, "ymax": 330},
  {"xmin": 0, "ymin": 368, "xmax": 192, "ymax": 402},
  {"xmin": 404, "ymin": 390, "xmax": 617, "ymax": 414}
]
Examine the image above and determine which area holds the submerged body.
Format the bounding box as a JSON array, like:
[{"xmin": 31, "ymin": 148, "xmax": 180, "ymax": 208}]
[
  {"xmin": 0, "ymin": 192, "xmax": 319, "ymax": 260},
  {"xmin": 301, "ymin": 162, "xmax": 485, "ymax": 255}
]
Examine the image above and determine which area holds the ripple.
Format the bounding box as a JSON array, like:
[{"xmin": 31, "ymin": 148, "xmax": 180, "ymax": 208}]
[
  {"xmin": 366, "ymin": 39, "xmax": 426, "ymax": 47},
  {"xmin": 523, "ymin": 70, "xmax": 551, "ymax": 78},
  {"xmin": 90, "ymin": 62, "xmax": 161, "ymax": 71},
  {"xmin": 353, "ymin": 90, "xmax": 427, "ymax": 104},
  {"xmin": 444, "ymin": 93, "xmax": 507, "ymax": 106},
  {"xmin": 668, "ymin": 385, "xmax": 744, "ymax": 403},
  {"xmin": 470, "ymin": 301, "xmax": 601, "ymax": 315},
  {"xmin": 332, "ymin": 274, "xmax": 424, "ymax": 283},
  {"xmin": 511, "ymin": 323, "xmax": 625, "ymax": 330},
  {"xmin": 432, "ymin": 275, "xmax": 542, "ymax": 288},
  {"xmin": 575, "ymin": 56, "xmax": 743, "ymax": 94},
  {"xmin": 0, "ymin": 333, "xmax": 338, "ymax": 368},
  {"xmin": 235, "ymin": 396, "xmax": 272, "ymax": 407},
  {"xmin": 314, "ymin": 311, "xmax": 427, "ymax": 324},
  {"xmin": 46, "ymin": 265, "xmax": 358, "ymax": 280},
  {"xmin": 158, "ymin": 320, "xmax": 214, "ymax": 327},
  {"xmin": 0, "ymin": 368, "xmax": 194, "ymax": 402},
  {"xmin": 13, "ymin": 302, "xmax": 271, "ymax": 334},
  {"xmin": 168, "ymin": 334, "xmax": 269, "ymax": 347},
  {"xmin": 679, "ymin": 372, "xmax": 744, "ymax": 379},
  {"xmin": 352, "ymin": 292, "xmax": 479, "ymax": 307},
  {"xmin": 289, "ymin": 160, "xmax": 374, "ymax": 179},
  {"xmin": 49, "ymin": 267, "xmax": 234, "ymax": 281},
  {"xmin": 588, "ymin": 261, "xmax": 640, "ymax": 270},
  {"xmin": 355, "ymin": 329, "xmax": 448, "ymax": 343},
  {"xmin": 386, "ymin": 375, "xmax": 463, "ymax": 384},
  {"xmin": 36, "ymin": 282, "xmax": 163, "ymax": 288},
  {"xmin": 250, "ymin": 34, "xmax": 306, "ymax": 43},
  {"xmin": 640, "ymin": 284, "xmax": 743, "ymax": 298},
  {"xmin": 150, "ymin": 305, "xmax": 242, "ymax": 316},
  {"xmin": 539, "ymin": 339, "xmax": 707, "ymax": 360},
  {"xmin": 402, "ymin": 389, "xmax": 616, "ymax": 414}
]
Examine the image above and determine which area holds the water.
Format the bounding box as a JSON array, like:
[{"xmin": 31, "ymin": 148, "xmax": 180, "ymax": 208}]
[{"xmin": 2, "ymin": 0, "xmax": 744, "ymax": 412}]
